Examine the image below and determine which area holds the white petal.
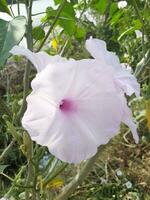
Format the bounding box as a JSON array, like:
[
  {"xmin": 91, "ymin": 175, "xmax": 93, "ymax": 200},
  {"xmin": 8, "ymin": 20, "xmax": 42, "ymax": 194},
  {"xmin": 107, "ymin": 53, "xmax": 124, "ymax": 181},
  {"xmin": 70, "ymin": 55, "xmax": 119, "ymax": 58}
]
[
  {"xmin": 115, "ymin": 68, "xmax": 140, "ymax": 97},
  {"xmin": 22, "ymin": 91, "xmax": 57, "ymax": 140},
  {"xmin": 22, "ymin": 91, "xmax": 98, "ymax": 163},
  {"xmin": 31, "ymin": 59, "xmax": 118, "ymax": 102},
  {"xmin": 118, "ymin": 1, "xmax": 127, "ymax": 9},
  {"xmin": 31, "ymin": 59, "xmax": 77, "ymax": 101},
  {"xmin": 85, "ymin": 38, "xmax": 140, "ymax": 97},
  {"xmin": 121, "ymin": 63, "xmax": 132, "ymax": 73},
  {"xmin": 135, "ymin": 30, "xmax": 142, "ymax": 38},
  {"xmin": 85, "ymin": 37, "xmax": 120, "ymax": 67},
  {"xmin": 76, "ymin": 93, "xmax": 124, "ymax": 145},
  {"xmin": 121, "ymin": 98, "xmax": 139, "ymax": 143},
  {"xmin": 10, "ymin": 46, "xmax": 66, "ymax": 72},
  {"xmin": 48, "ymin": 114, "xmax": 98, "ymax": 163},
  {"xmin": 85, "ymin": 38, "xmax": 106, "ymax": 62}
]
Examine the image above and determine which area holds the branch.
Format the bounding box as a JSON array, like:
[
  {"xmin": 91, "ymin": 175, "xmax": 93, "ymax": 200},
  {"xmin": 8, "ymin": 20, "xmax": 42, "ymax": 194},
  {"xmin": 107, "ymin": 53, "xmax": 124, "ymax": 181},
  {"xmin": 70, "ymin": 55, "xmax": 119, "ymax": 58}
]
[
  {"xmin": 36, "ymin": 0, "xmax": 66, "ymax": 52},
  {"xmin": 134, "ymin": 49, "xmax": 150, "ymax": 78},
  {"xmin": 17, "ymin": 0, "xmax": 20, "ymax": 16},
  {"xmin": 43, "ymin": 163, "xmax": 68, "ymax": 187},
  {"xmin": 0, "ymin": 97, "xmax": 12, "ymax": 120},
  {"xmin": 132, "ymin": 0, "xmax": 150, "ymax": 41},
  {"xmin": 54, "ymin": 146, "xmax": 105, "ymax": 200},
  {"xmin": 0, "ymin": 139, "xmax": 15, "ymax": 162},
  {"xmin": 16, "ymin": 0, "xmax": 33, "ymax": 125}
]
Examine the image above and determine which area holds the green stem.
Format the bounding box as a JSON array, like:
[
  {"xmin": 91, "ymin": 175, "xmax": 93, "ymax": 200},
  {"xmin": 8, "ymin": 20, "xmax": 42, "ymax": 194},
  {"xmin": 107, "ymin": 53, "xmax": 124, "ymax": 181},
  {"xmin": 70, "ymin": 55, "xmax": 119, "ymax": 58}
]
[
  {"xmin": 32, "ymin": 12, "xmax": 46, "ymax": 16},
  {"xmin": 132, "ymin": 0, "xmax": 150, "ymax": 41},
  {"xmin": 0, "ymin": 139, "xmax": 15, "ymax": 162},
  {"xmin": 9, "ymin": 0, "xmax": 15, "ymax": 17},
  {"xmin": 25, "ymin": 160, "xmax": 34, "ymax": 200},
  {"xmin": 132, "ymin": 0, "xmax": 144, "ymax": 25},
  {"xmin": 78, "ymin": 0, "xmax": 87, "ymax": 21},
  {"xmin": 16, "ymin": 0, "xmax": 33, "ymax": 125},
  {"xmin": 0, "ymin": 173, "xmax": 14, "ymax": 182},
  {"xmin": 17, "ymin": 0, "xmax": 20, "ymax": 15},
  {"xmin": 19, "ymin": 1, "xmax": 35, "ymax": 199},
  {"xmin": 36, "ymin": 0, "xmax": 66, "ymax": 52},
  {"xmin": 0, "ymin": 97, "xmax": 12, "ymax": 120},
  {"xmin": 44, "ymin": 155, "xmax": 55, "ymax": 173},
  {"xmin": 134, "ymin": 49, "xmax": 150, "ymax": 78},
  {"xmin": 54, "ymin": 146, "xmax": 105, "ymax": 200},
  {"xmin": 43, "ymin": 163, "xmax": 68, "ymax": 187}
]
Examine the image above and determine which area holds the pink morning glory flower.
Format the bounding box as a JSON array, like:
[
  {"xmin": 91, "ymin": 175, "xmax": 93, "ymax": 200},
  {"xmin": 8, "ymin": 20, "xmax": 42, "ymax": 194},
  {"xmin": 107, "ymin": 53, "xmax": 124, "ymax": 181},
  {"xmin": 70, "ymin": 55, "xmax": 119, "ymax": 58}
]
[{"xmin": 10, "ymin": 38, "xmax": 140, "ymax": 163}]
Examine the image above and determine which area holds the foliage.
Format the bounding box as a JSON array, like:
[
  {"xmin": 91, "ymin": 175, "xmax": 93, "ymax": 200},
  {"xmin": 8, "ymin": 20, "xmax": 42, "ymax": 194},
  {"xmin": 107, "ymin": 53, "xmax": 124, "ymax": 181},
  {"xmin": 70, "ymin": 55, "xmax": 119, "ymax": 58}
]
[
  {"xmin": 0, "ymin": 0, "xmax": 11, "ymax": 15},
  {"xmin": 0, "ymin": 16, "xmax": 26, "ymax": 68}
]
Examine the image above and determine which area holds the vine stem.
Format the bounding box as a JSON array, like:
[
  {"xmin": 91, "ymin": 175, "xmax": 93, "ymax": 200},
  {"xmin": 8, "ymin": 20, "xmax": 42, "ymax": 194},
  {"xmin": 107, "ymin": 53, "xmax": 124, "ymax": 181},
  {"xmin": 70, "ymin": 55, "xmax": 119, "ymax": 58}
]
[
  {"xmin": 134, "ymin": 49, "xmax": 150, "ymax": 78},
  {"xmin": 54, "ymin": 146, "xmax": 105, "ymax": 200},
  {"xmin": 0, "ymin": 139, "xmax": 15, "ymax": 162},
  {"xmin": 0, "ymin": 97, "xmax": 12, "ymax": 120},
  {"xmin": 132, "ymin": 1, "xmax": 150, "ymax": 79},
  {"xmin": 132, "ymin": 0, "xmax": 149, "ymax": 41},
  {"xmin": 17, "ymin": 0, "xmax": 20, "ymax": 16},
  {"xmin": 36, "ymin": 0, "xmax": 66, "ymax": 52},
  {"xmin": 0, "ymin": 173, "xmax": 14, "ymax": 182},
  {"xmin": 15, "ymin": 1, "xmax": 35, "ymax": 199},
  {"xmin": 16, "ymin": 0, "xmax": 33, "ymax": 125},
  {"xmin": 43, "ymin": 163, "xmax": 68, "ymax": 187}
]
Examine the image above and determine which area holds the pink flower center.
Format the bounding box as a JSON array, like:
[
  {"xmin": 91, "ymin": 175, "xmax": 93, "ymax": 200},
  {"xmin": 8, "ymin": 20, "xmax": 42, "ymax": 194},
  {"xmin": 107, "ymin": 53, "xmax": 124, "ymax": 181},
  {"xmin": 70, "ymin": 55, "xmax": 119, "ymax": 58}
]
[{"xmin": 59, "ymin": 99, "xmax": 76, "ymax": 113}]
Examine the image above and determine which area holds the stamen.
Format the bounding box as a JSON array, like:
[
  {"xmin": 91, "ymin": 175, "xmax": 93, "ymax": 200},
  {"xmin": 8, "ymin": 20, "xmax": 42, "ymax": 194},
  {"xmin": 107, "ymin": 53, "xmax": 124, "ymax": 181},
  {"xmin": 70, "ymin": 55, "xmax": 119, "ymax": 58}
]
[{"xmin": 59, "ymin": 99, "xmax": 76, "ymax": 113}]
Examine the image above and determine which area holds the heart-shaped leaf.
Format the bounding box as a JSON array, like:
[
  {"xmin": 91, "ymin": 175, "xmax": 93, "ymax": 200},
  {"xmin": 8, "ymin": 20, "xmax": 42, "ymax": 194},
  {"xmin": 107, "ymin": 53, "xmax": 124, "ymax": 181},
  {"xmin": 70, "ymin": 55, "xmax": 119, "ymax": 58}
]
[
  {"xmin": 0, "ymin": 165, "xmax": 9, "ymax": 173},
  {"xmin": 0, "ymin": 16, "xmax": 26, "ymax": 68}
]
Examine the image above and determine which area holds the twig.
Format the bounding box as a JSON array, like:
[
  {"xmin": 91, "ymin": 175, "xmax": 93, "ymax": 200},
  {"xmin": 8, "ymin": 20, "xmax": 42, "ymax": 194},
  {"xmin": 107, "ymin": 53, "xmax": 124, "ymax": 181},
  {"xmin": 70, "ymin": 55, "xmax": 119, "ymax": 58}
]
[
  {"xmin": 0, "ymin": 172, "xmax": 14, "ymax": 182},
  {"xmin": 17, "ymin": 0, "xmax": 20, "ymax": 16},
  {"xmin": 43, "ymin": 163, "xmax": 68, "ymax": 187},
  {"xmin": 54, "ymin": 146, "xmax": 105, "ymax": 200},
  {"xmin": 132, "ymin": 0, "xmax": 150, "ymax": 41},
  {"xmin": 78, "ymin": 0, "xmax": 87, "ymax": 21},
  {"xmin": 0, "ymin": 139, "xmax": 15, "ymax": 162},
  {"xmin": 0, "ymin": 97, "xmax": 12, "ymax": 120},
  {"xmin": 134, "ymin": 49, "xmax": 150, "ymax": 78},
  {"xmin": 9, "ymin": 0, "xmax": 15, "ymax": 17},
  {"xmin": 32, "ymin": 12, "xmax": 46, "ymax": 16},
  {"xmin": 16, "ymin": 0, "xmax": 33, "ymax": 125},
  {"xmin": 36, "ymin": 0, "xmax": 66, "ymax": 52}
]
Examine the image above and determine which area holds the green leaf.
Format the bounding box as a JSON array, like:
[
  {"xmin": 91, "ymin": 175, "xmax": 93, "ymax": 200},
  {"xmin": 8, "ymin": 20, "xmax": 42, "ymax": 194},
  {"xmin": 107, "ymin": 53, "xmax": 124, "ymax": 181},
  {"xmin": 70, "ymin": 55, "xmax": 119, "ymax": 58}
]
[
  {"xmin": 6, "ymin": 121, "xmax": 22, "ymax": 144},
  {"xmin": 0, "ymin": 16, "xmax": 26, "ymax": 68},
  {"xmin": 75, "ymin": 27, "xmax": 86, "ymax": 39},
  {"xmin": 70, "ymin": 0, "xmax": 78, "ymax": 5},
  {"xmin": 145, "ymin": 85, "xmax": 150, "ymax": 99},
  {"xmin": 92, "ymin": 0, "xmax": 108, "ymax": 15},
  {"xmin": 46, "ymin": 7, "xmax": 57, "ymax": 19},
  {"xmin": 0, "ymin": 0, "xmax": 11, "ymax": 15},
  {"xmin": 60, "ymin": 1, "xmax": 75, "ymax": 19},
  {"xmin": 23, "ymin": 132, "xmax": 33, "ymax": 159},
  {"xmin": 118, "ymin": 27, "xmax": 135, "ymax": 41},
  {"xmin": 110, "ymin": 10, "xmax": 123, "ymax": 26},
  {"xmin": 109, "ymin": 2, "xmax": 118, "ymax": 17},
  {"xmin": 32, "ymin": 26, "xmax": 45, "ymax": 41},
  {"xmin": 58, "ymin": 2, "xmax": 76, "ymax": 36},
  {"xmin": 0, "ymin": 165, "xmax": 9, "ymax": 173},
  {"xmin": 118, "ymin": 20, "xmax": 142, "ymax": 41},
  {"xmin": 54, "ymin": 0, "xmax": 62, "ymax": 5},
  {"xmin": 45, "ymin": 3, "xmax": 76, "ymax": 36},
  {"xmin": 133, "ymin": 19, "xmax": 142, "ymax": 29},
  {"xmin": 59, "ymin": 18, "xmax": 76, "ymax": 36}
]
